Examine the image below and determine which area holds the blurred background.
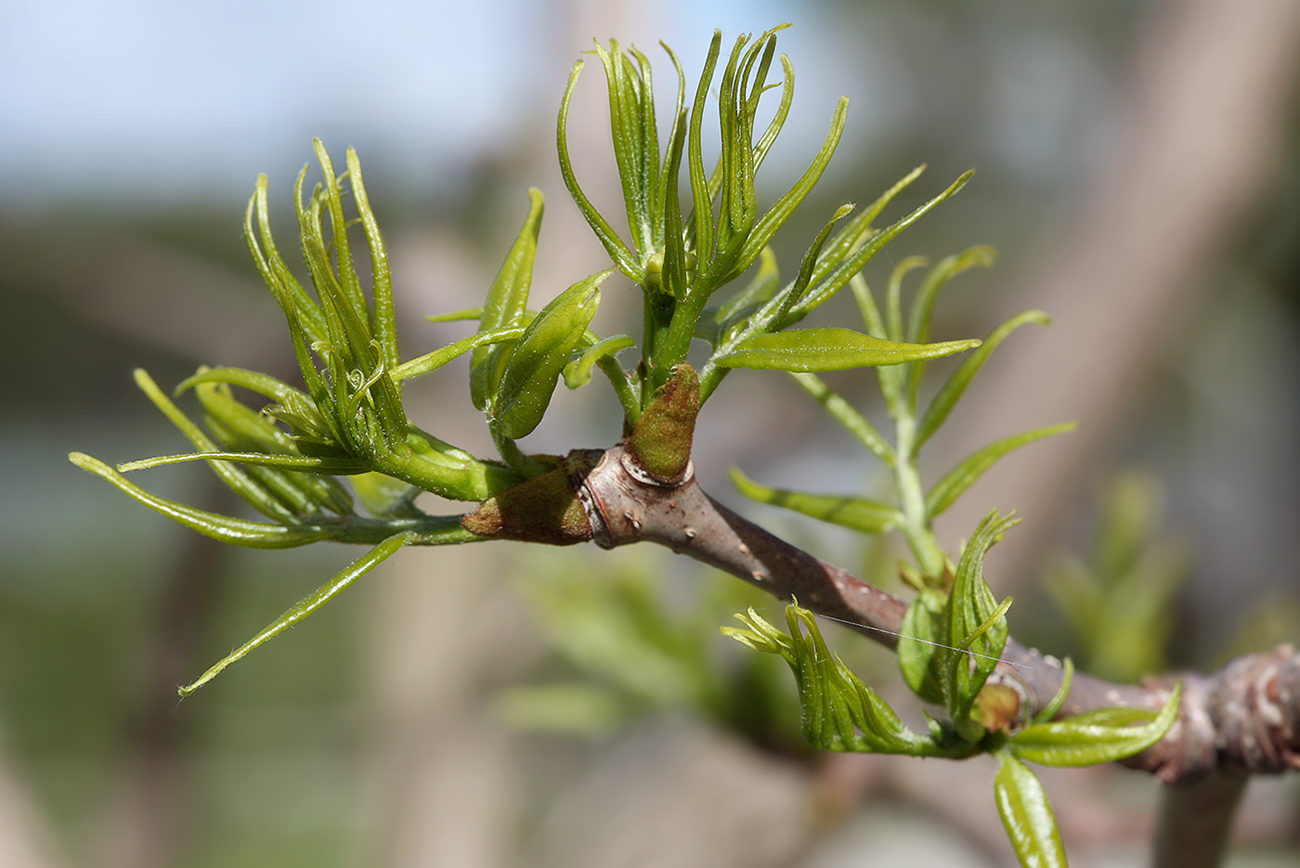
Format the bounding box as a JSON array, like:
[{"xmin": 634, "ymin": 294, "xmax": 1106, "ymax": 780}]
[{"xmin": 3, "ymin": 0, "xmax": 1299, "ymax": 866}]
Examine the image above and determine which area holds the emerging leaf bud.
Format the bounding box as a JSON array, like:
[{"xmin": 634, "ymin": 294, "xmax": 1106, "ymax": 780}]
[
  {"xmin": 461, "ymin": 454, "xmax": 597, "ymax": 544},
  {"xmin": 624, "ymin": 364, "xmax": 699, "ymax": 485}
]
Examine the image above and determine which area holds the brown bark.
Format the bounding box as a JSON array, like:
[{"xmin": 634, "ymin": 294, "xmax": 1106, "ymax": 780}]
[
  {"xmin": 561, "ymin": 442, "xmax": 1300, "ymax": 788},
  {"xmin": 1153, "ymin": 771, "xmax": 1249, "ymax": 868}
]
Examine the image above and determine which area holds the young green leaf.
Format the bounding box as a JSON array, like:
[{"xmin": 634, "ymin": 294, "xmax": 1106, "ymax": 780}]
[
  {"xmin": 769, "ymin": 203, "xmax": 856, "ymax": 328},
  {"xmin": 718, "ymin": 98, "xmax": 849, "ymax": 286},
  {"xmin": 396, "ymin": 326, "xmax": 529, "ymax": 383},
  {"xmin": 564, "ymin": 335, "xmax": 636, "ymax": 388},
  {"xmin": 914, "ymin": 310, "xmax": 1050, "ymax": 451},
  {"xmin": 309, "ymin": 140, "xmax": 367, "ymax": 327},
  {"xmin": 133, "ymin": 368, "xmax": 311, "ymax": 522},
  {"xmin": 729, "ymin": 467, "xmax": 902, "ymax": 534},
  {"xmin": 115, "ymin": 451, "xmax": 367, "ymax": 476},
  {"xmin": 808, "ymin": 164, "xmax": 925, "ymax": 290},
  {"xmin": 724, "ymin": 604, "xmax": 964, "ymax": 757},
  {"xmin": 492, "ymin": 270, "xmax": 611, "ymax": 440},
  {"xmin": 194, "ymin": 381, "xmax": 355, "ymax": 517},
  {"xmin": 656, "ymin": 114, "xmax": 691, "ymax": 303},
  {"xmin": 246, "ymin": 174, "xmax": 328, "ymax": 347},
  {"xmin": 69, "ymin": 452, "xmax": 333, "ymax": 549},
  {"xmin": 589, "ymin": 40, "xmax": 658, "ymax": 258},
  {"xmin": 177, "ymin": 366, "xmax": 335, "ymax": 446},
  {"xmin": 926, "ymin": 424, "xmax": 1076, "ymax": 517},
  {"xmin": 712, "ymin": 328, "xmax": 979, "ymax": 372},
  {"xmin": 472, "ymin": 189, "xmax": 544, "ymax": 409},
  {"xmin": 426, "ymin": 307, "xmax": 486, "ymax": 323},
  {"xmin": 1010, "ymin": 683, "xmax": 1181, "ymax": 767},
  {"xmin": 944, "ymin": 511, "xmax": 1016, "ymax": 735},
  {"xmin": 652, "ymin": 42, "xmax": 688, "ymax": 252},
  {"xmin": 558, "ymin": 61, "xmax": 642, "ymax": 282},
  {"xmin": 296, "ymin": 150, "xmax": 376, "ymax": 390},
  {"xmin": 787, "ymin": 372, "xmax": 895, "ymax": 466},
  {"xmin": 179, "ymin": 532, "xmax": 413, "ymax": 696},
  {"xmin": 707, "ymin": 33, "xmax": 762, "ymax": 275},
  {"xmin": 897, "ymin": 590, "xmax": 947, "ymax": 704},
  {"xmin": 685, "ymin": 30, "xmax": 724, "ymax": 268},
  {"xmin": 794, "ymin": 170, "xmax": 974, "ymax": 317},
  {"xmin": 346, "ymin": 146, "xmax": 399, "ymax": 371},
  {"xmin": 754, "ymin": 48, "xmax": 794, "ymax": 157},
  {"xmin": 177, "ymin": 366, "xmax": 305, "ymax": 407},
  {"xmin": 994, "ymin": 751, "xmax": 1068, "ymax": 868}
]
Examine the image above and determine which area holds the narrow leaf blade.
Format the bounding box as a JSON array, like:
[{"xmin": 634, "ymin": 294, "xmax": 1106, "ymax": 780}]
[
  {"xmin": 713, "ymin": 328, "xmax": 979, "ymax": 372},
  {"xmin": 916, "ymin": 310, "xmax": 1050, "ymax": 450},
  {"xmin": 179, "ymin": 533, "xmax": 411, "ymax": 695},
  {"xmin": 395, "ymin": 326, "xmax": 528, "ymax": 382},
  {"xmin": 944, "ymin": 511, "xmax": 1016, "ymax": 732},
  {"xmin": 564, "ymin": 335, "xmax": 635, "ymax": 389},
  {"xmin": 724, "ymin": 604, "xmax": 951, "ymax": 757},
  {"xmin": 994, "ymin": 752, "xmax": 1068, "ymax": 868},
  {"xmin": 796, "ymin": 170, "xmax": 974, "ymax": 317},
  {"xmin": 926, "ymin": 424, "xmax": 1076, "ymax": 517},
  {"xmin": 134, "ymin": 369, "xmax": 303, "ymax": 522},
  {"xmin": 1011, "ymin": 683, "xmax": 1182, "ymax": 767},
  {"xmin": 493, "ymin": 271, "xmax": 610, "ymax": 439},
  {"xmin": 898, "ymin": 591, "xmax": 947, "ymax": 704},
  {"xmin": 724, "ymin": 98, "xmax": 849, "ymax": 283},
  {"xmin": 472, "ymin": 189, "xmax": 544, "ymax": 410},
  {"xmin": 558, "ymin": 61, "xmax": 642, "ymax": 282},
  {"xmin": 729, "ymin": 468, "xmax": 902, "ymax": 534},
  {"xmin": 69, "ymin": 453, "xmax": 331, "ymax": 549},
  {"xmin": 117, "ymin": 451, "xmax": 367, "ymax": 475},
  {"xmin": 810, "ymin": 165, "xmax": 925, "ymax": 290}
]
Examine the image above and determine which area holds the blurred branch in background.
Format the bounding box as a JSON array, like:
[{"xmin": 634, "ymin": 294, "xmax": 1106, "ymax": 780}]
[
  {"xmin": 0, "ymin": 229, "xmax": 284, "ymax": 372},
  {"xmin": 936, "ymin": 0, "xmax": 1300, "ymax": 593}
]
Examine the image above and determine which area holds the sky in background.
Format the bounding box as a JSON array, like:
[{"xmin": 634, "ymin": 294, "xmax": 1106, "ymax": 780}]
[{"xmin": 1, "ymin": 0, "xmax": 896, "ymax": 208}]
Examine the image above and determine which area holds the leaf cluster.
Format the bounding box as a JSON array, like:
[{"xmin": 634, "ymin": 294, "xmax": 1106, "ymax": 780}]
[
  {"xmin": 61, "ymin": 26, "xmax": 1199, "ymax": 867},
  {"xmin": 730, "ymin": 245, "xmax": 1073, "ymax": 583},
  {"xmin": 993, "ymin": 678, "xmax": 1181, "ymax": 868},
  {"xmin": 898, "ymin": 511, "xmax": 1017, "ymax": 741},
  {"xmin": 728, "ymin": 584, "xmax": 1181, "ymax": 868},
  {"xmin": 713, "ymin": 227, "xmax": 1188, "ymax": 868},
  {"xmin": 70, "ymin": 143, "xmax": 546, "ymax": 692},
  {"xmin": 73, "ymin": 27, "xmax": 988, "ymax": 598},
  {"xmin": 559, "ymin": 28, "xmax": 983, "ymax": 407}
]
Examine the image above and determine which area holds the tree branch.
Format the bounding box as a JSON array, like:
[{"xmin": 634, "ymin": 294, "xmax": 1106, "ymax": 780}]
[
  {"xmin": 1153, "ymin": 770, "xmax": 1249, "ymax": 868},
  {"xmin": 568, "ymin": 443, "xmax": 1300, "ymax": 787}
]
